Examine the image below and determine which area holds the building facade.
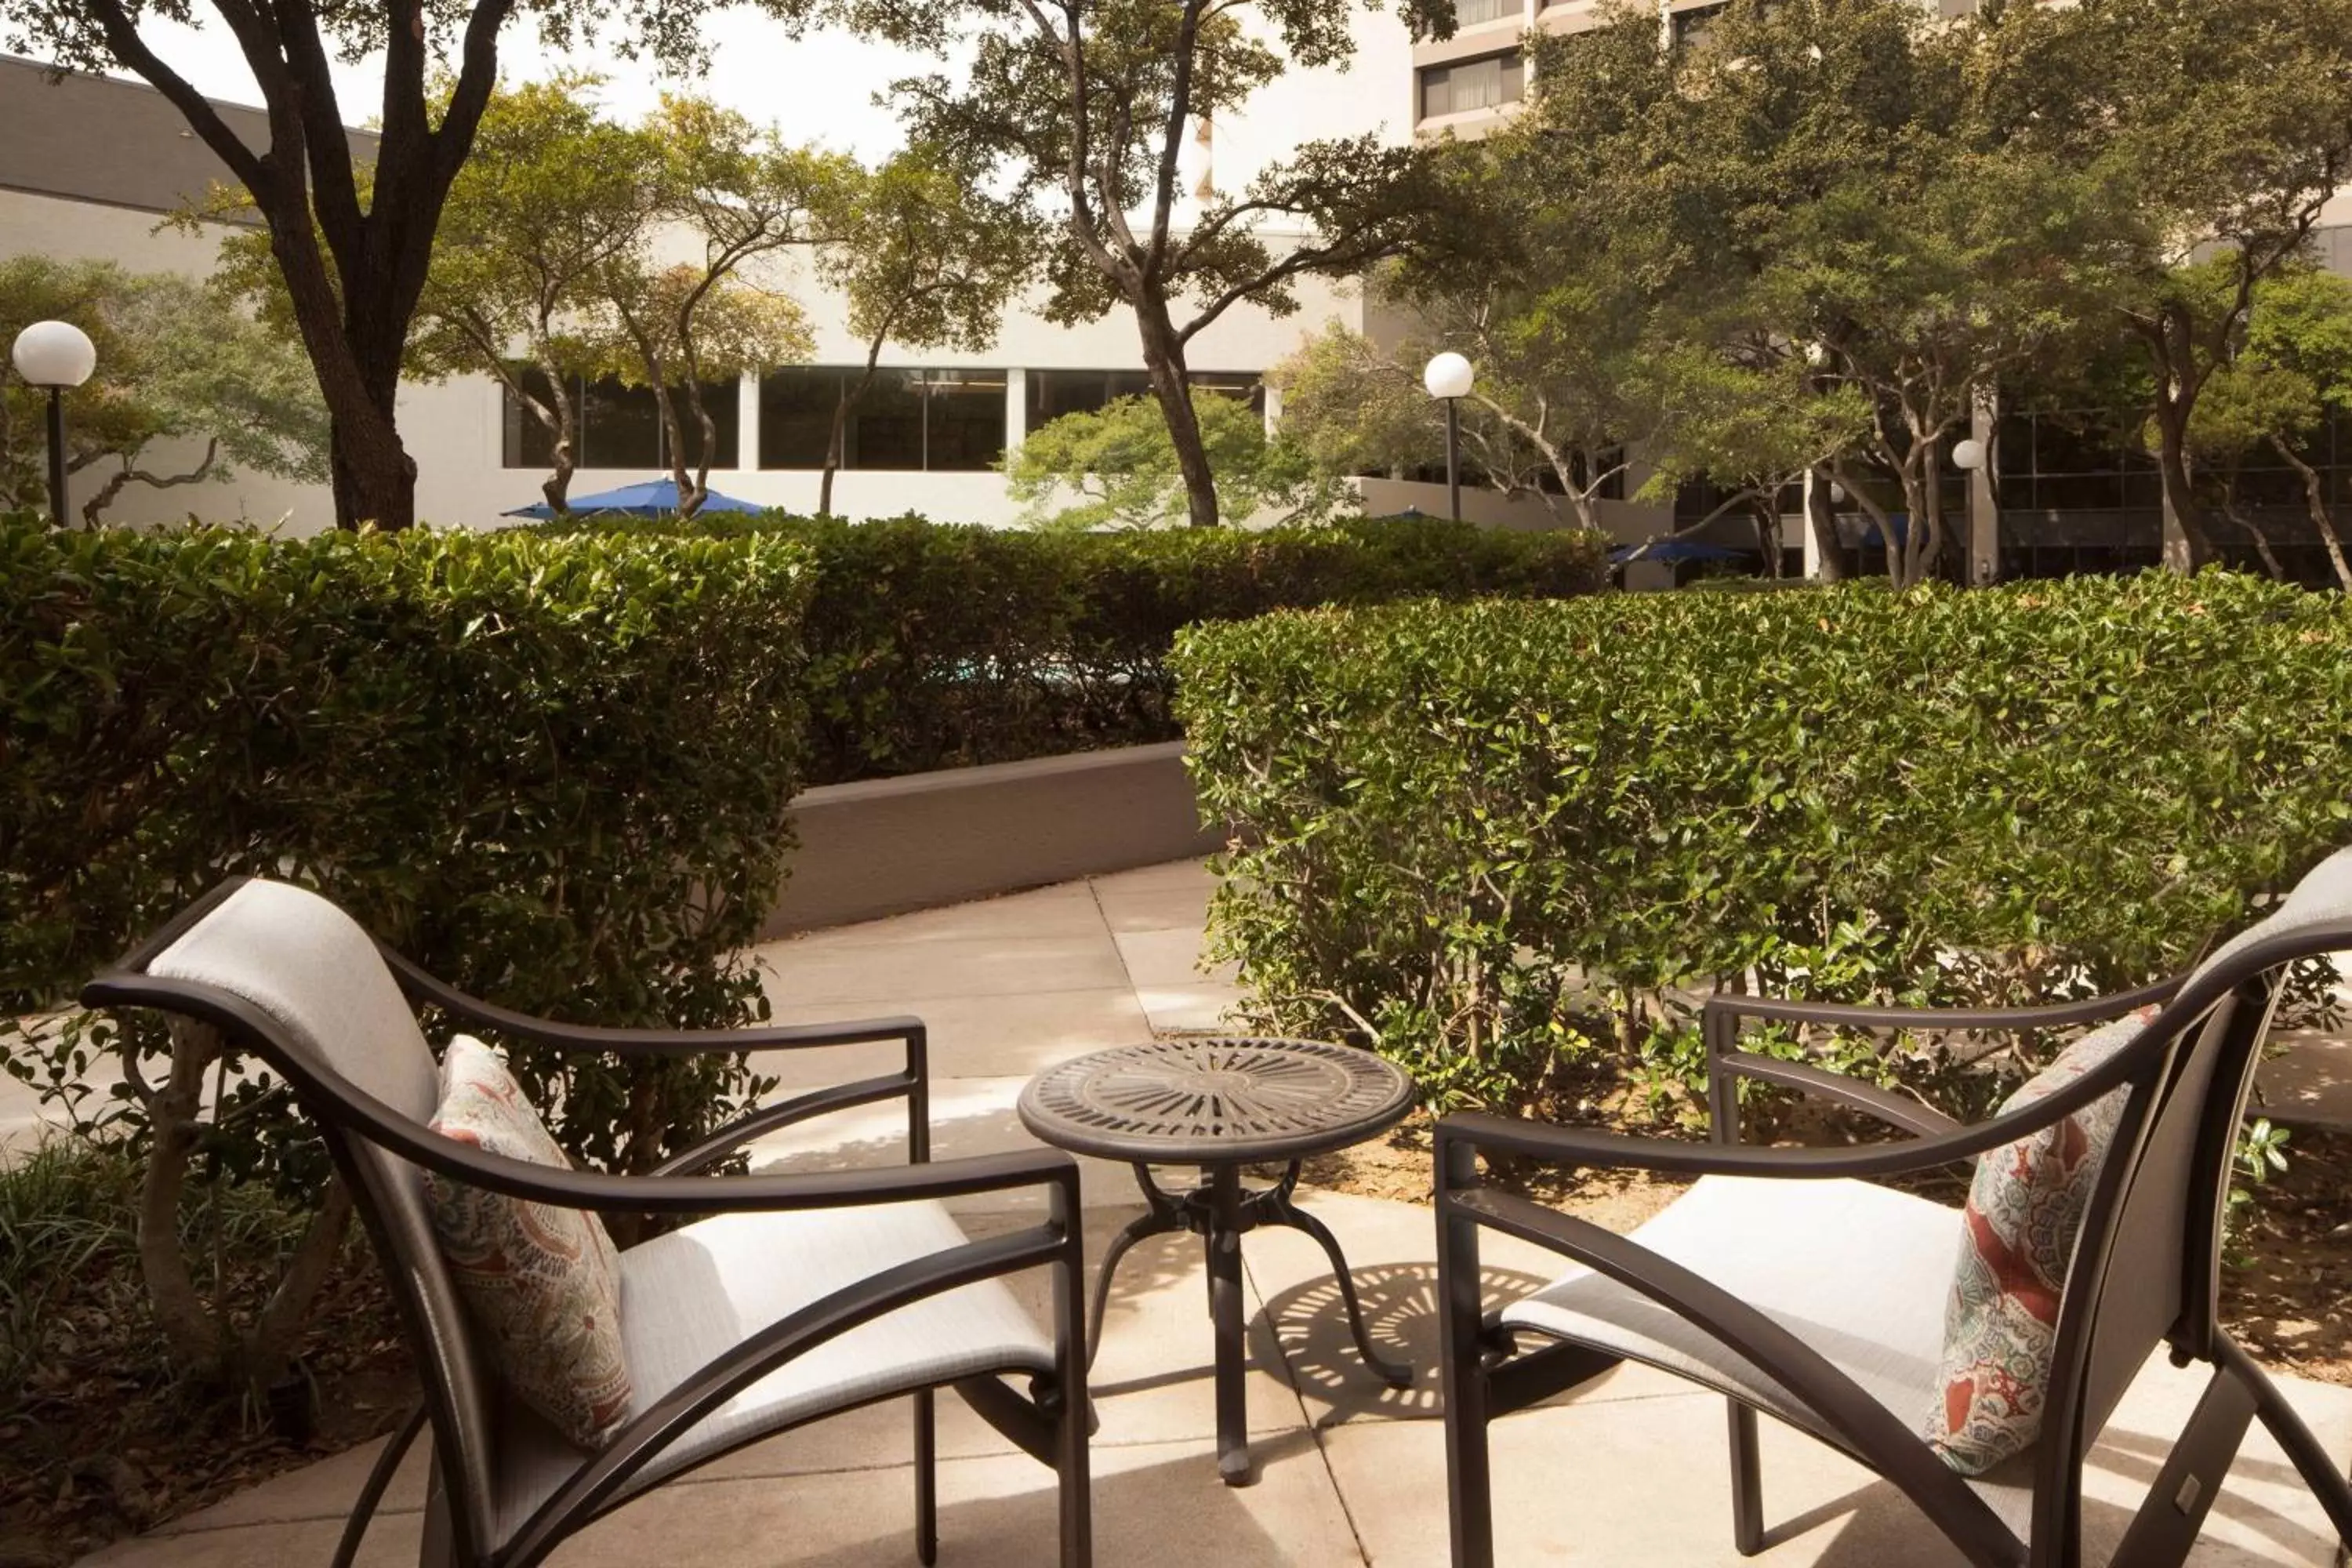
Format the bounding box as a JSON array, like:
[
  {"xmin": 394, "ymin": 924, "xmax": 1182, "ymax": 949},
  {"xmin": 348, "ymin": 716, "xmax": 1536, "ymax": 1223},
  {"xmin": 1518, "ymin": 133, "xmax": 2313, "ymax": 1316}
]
[{"xmin": 0, "ymin": 56, "xmax": 1377, "ymax": 535}]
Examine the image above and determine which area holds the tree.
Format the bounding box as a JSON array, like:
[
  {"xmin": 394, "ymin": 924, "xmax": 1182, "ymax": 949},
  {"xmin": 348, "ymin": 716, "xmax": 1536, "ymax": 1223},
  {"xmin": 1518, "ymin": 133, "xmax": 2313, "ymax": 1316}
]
[
  {"xmin": 2180, "ymin": 261, "xmax": 2352, "ymax": 587},
  {"xmin": 1504, "ymin": 0, "xmax": 2125, "ymax": 587},
  {"xmin": 0, "ymin": 256, "xmax": 326, "ymax": 524},
  {"xmin": 591, "ymin": 98, "xmax": 841, "ymax": 517},
  {"xmin": 1007, "ymin": 390, "xmax": 1337, "ymax": 530},
  {"xmin": 2045, "ymin": 0, "xmax": 2352, "ymax": 572},
  {"xmin": 3, "ymin": 0, "xmax": 785, "ymax": 530},
  {"xmin": 874, "ymin": 0, "xmax": 1471, "ymax": 526},
  {"xmin": 812, "ymin": 145, "xmax": 1036, "ymax": 515},
  {"xmin": 401, "ymin": 76, "xmax": 661, "ymax": 517}
]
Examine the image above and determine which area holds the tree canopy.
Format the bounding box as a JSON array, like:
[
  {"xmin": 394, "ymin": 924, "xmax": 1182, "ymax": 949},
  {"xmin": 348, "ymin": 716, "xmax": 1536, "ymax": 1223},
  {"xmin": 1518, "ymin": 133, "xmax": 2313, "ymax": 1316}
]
[
  {"xmin": 0, "ymin": 256, "xmax": 326, "ymax": 525},
  {"xmin": 868, "ymin": 0, "xmax": 1475, "ymax": 526}
]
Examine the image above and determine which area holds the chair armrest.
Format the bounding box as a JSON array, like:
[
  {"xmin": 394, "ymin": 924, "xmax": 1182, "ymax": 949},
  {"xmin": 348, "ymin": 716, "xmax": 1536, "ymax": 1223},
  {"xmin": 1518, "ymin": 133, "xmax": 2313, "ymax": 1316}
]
[
  {"xmin": 1700, "ymin": 975, "xmax": 2180, "ymax": 1033},
  {"xmin": 651, "ymin": 1073, "xmax": 925, "ymax": 1177},
  {"xmin": 412, "ymin": 1131, "xmax": 1079, "ymax": 1216},
  {"xmin": 1437, "ymin": 1018, "xmax": 2152, "ymax": 1185},
  {"xmin": 379, "ymin": 943, "xmax": 925, "ymax": 1059},
  {"xmin": 1709, "ymin": 1051, "xmax": 1962, "ymax": 1139},
  {"xmin": 1699, "ymin": 974, "xmax": 2181, "ymax": 1143}
]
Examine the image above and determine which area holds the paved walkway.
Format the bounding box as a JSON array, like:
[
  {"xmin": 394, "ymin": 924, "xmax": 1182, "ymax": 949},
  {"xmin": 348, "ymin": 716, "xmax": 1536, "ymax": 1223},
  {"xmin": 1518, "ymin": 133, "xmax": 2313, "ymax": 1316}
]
[{"xmin": 68, "ymin": 863, "xmax": 2352, "ymax": 1565}]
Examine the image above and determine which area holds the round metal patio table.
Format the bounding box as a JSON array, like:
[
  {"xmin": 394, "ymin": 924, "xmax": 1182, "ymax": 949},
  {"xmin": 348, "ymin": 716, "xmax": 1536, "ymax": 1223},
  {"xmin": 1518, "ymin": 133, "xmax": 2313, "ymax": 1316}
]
[{"xmin": 1017, "ymin": 1036, "xmax": 1417, "ymax": 1486}]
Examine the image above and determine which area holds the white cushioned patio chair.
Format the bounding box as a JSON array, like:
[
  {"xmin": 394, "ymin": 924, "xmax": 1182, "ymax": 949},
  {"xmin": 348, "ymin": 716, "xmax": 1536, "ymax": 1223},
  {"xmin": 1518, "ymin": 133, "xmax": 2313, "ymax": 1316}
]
[
  {"xmin": 1436, "ymin": 845, "xmax": 2352, "ymax": 1568},
  {"xmin": 85, "ymin": 877, "xmax": 1092, "ymax": 1568}
]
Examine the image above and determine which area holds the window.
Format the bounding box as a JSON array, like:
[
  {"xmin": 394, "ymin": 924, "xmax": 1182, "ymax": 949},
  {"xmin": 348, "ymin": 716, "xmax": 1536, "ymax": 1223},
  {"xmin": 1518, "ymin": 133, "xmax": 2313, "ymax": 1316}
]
[
  {"xmin": 1454, "ymin": 0, "xmax": 1518, "ymax": 27},
  {"xmin": 1027, "ymin": 368, "xmax": 1154, "ymax": 427},
  {"xmin": 1025, "ymin": 368, "xmax": 1265, "ymax": 428},
  {"xmin": 1418, "ymin": 51, "xmax": 1523, "ymax": 120},
  {"xmin": 499, "ymin": 371, "xmax": 738, "ymax": 469},
  {"xmin": 757, "ymin": 367, "xmax": 1010, "ymax": 471},
  {"xmin": 1668, "ymin": 2, "xmax": 1730, "ymax": 46}
]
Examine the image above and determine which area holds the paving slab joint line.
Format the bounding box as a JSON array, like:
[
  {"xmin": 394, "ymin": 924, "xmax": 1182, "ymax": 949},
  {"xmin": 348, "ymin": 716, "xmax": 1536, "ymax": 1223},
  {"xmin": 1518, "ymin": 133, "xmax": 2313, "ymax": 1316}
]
[
  {"xmin": 1243, "ymin": 1245, "xmax": 1378, "ymax": 1566},
  {"xmin": 1084, "ymin": 874, "xmax": 1147, "ymax": 1019}
]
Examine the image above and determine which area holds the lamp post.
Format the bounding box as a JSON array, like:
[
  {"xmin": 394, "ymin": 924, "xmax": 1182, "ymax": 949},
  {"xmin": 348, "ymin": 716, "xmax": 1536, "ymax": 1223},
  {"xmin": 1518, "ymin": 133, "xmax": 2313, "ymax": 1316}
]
[
  {"xmin": 11, "ymin": 321, "xmax": 98, "ymax": 527},
  {"xmin": 1951, "ymin": 434, "xmax": 1990, "ymax": 585},
  {"xmin": 1423, "ymin": 351, "xmax": 1474, "ymax": 522}
]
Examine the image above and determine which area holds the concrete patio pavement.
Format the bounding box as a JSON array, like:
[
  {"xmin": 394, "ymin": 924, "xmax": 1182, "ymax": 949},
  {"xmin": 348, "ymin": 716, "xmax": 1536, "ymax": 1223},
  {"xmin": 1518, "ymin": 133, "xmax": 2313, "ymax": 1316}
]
[{"xmin": 62, "ymin": 862, "xmax": 2352, "ymax": 1565}]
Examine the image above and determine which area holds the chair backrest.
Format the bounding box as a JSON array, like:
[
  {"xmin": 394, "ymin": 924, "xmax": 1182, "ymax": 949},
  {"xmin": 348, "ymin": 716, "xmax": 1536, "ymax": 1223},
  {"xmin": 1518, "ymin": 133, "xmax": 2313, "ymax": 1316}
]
[
  {"xmin": 2057, "ymin": 845, "xmax": 2352, "ymax": 1463},
  {"xmin": 121, "ymin": 878, "xmax": 502, "ymax": 1556}
]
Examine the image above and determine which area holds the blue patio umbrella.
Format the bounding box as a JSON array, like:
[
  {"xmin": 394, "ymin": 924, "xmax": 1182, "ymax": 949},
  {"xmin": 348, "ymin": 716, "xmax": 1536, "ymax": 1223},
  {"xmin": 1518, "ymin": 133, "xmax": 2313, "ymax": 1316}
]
[
  {"xmin": 1609, "ymin": 538, "xmax": 1755, "ymax": 566},
  {"xmin": 500, "ymin": 477, "xmax": 770, "ymax": 520}
]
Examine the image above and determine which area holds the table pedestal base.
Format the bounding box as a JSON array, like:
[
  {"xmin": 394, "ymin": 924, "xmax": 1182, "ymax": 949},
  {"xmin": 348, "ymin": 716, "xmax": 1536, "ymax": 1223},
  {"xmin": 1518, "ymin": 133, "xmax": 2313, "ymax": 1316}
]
[{"xmin": 1090, "ymin": 1160, "xmax": 1413, "ymax": 1486}]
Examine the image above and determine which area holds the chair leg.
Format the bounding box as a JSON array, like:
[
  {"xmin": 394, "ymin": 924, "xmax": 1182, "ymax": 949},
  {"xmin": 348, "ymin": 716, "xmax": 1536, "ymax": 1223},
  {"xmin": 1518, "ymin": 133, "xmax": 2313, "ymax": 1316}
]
[
  {"xmin": 915, "ymin": 1388, "xmax": 938, "ymax": 1566},
  {"xmin": 2222, "ymin": 1338, "xmax": 2352, "ymax": 1556},
  {"xmin": 1727, "ymin": 1399, "xmax": 1765, "ymax": 1555},
  {"xmin": 333, "ymin": 1404, "xmax": 426, "ymax": 1568},
  {"xmin": 1439, "ymin": 1200, "xmax": 1495, "ymax": 1568},
  {"xmin": 1052, "ymin": 1193, "xmax": 1094, "ymax": 1568}
]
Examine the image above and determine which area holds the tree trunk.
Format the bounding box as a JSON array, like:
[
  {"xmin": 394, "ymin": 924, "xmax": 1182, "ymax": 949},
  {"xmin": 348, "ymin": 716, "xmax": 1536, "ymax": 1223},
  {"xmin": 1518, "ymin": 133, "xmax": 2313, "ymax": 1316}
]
[
  {"xmin": 2219, "ymin": 492, "xmax": 2288, "ymax": 580},
  {"xmin": 1805, "ymin": 470, "xmax": 1846, "ymax": 583},
  {"xmin": 1134, "ymin": 296, "xmax": 1218, "ymax": 528},
  {"xmin": 2272, "ymin": 434, "xmax": 2352, "ymax": 590},
  {"xmin": 2149, "ymin": 385, "xmax": 2214, "ymax": 575},
  {"xmin": 139, "ymin": 1018, "xmax": 228, "ymax": 1371},
  {"xmin": 821, "ymin": 342, "xmax": 888, "ymax": 518},
  {"xmin": 1750, "ymin": 495, "xmax": 1781, "ymax": 578}
]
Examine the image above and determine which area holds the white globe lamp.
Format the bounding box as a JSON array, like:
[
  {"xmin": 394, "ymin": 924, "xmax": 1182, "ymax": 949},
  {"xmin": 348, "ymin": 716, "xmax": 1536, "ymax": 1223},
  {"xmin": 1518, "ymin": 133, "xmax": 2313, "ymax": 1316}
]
[{"xmin": 11, "ymin": 321, "xmax": 98, "ymax": 528}]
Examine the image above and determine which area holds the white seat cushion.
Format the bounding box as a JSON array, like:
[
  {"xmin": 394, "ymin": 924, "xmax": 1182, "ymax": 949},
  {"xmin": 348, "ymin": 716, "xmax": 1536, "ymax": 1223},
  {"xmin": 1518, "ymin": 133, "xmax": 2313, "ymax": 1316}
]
[
  {"xmin": 1498, "ymin": 1174, "xmax": 1958, "ymax": 1447},
  {"xmin": 497, "ymin": 1199, "xmax": 1056, "ymax": 1539}
]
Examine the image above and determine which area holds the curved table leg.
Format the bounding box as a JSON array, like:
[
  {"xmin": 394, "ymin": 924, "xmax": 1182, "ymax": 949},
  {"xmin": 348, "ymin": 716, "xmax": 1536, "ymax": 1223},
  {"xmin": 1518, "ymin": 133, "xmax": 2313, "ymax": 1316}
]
[
  {"xmin": 1264, "ymin": 1193, "xmax": 1415, "ymax": 1388},
  {"xmin": 1087, "ymin": 1204, "xmax": 1184, "ymax": 1370}
]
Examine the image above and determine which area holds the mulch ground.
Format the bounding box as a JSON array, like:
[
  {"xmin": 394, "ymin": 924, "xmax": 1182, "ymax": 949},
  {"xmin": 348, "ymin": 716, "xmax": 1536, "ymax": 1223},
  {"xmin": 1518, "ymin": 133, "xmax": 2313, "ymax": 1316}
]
[{"xmin": 0, "ymin": 1279, "xmax": 413, "ymax": 1568}]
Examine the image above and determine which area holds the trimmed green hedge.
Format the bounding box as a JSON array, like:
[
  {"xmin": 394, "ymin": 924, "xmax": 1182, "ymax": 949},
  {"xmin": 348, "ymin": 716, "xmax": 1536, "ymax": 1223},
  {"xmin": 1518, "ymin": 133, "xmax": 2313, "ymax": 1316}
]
[
  {"xmin": 1173, "ymin": 574, "xmax": 2352, "ymax": 1115},
  {"xmin": 546, "ymin": 514, "xmax": 1610, "ymax": 783},
  {"xmin": 1, "ymin": 517, "xmax": 815, "ymax": 1173}
]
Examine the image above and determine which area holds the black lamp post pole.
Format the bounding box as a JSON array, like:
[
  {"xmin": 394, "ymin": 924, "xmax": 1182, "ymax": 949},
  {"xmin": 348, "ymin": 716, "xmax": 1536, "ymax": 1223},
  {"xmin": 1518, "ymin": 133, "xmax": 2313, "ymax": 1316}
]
[
  {"xmin": 45, "ymin": 387, "xmax": 68, "ymax": 528},
  {"xmin": 1445, "ymin": 397, "xmax": 1461, "ymax": 523}
]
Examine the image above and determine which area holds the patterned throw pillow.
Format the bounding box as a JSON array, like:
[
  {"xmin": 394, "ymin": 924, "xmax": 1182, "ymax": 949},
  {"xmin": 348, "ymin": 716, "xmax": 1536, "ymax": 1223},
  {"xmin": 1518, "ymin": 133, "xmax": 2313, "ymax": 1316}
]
[
  {"xmin": 424, "ymin": 1035, "xmax": 631, "ymax": 1450},
  {"xmin": 1926, "ymin": 1007, "xmax": 2158, "ymax": 1475}
]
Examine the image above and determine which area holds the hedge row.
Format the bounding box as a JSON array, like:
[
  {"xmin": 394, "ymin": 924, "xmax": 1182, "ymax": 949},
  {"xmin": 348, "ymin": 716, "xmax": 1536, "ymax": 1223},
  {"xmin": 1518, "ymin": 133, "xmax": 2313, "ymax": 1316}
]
[
  {"xmin": 1172, "ymin": 574, "xmax": 2352, "ymax": 1115},
  {"xmin": 546, "ymin": 514, "xmax": 1610, "ymax": 783},
  {"xmin": 1, "ymin": 517, "xmax": 815, "ymax": 1173}
]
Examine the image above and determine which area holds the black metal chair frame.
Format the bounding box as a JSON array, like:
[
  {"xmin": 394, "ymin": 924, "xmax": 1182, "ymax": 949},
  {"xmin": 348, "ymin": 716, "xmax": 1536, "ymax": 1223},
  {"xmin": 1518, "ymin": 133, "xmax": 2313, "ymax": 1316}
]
[
  {"xmin": 1437, "ymin": 923, "xmax": 2352, "ymax": 1568},
  {"xmin": 84, "ymin": 879, "xmax": 1093, "ymax": 1568}
]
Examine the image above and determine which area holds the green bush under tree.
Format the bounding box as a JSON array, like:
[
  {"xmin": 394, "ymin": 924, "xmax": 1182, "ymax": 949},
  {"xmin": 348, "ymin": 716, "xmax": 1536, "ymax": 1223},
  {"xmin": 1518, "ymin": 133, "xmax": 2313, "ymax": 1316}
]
[
  {"xmin": 2, "ymin": 515, "xmax": 814, "ymax": 1391},
  {"xmin": 546, "ymin": 512, "xmax": 1610, "ymax": 784},
  {"xmin": 1174, "ymin": 572, "xmax": 2352, "ymax": 1114}
]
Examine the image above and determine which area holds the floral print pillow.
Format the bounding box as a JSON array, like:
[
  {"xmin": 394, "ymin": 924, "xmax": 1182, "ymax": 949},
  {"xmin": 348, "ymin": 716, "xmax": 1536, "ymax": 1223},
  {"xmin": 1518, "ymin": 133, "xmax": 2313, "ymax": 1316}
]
[
  {"xmin": 1926, "ymin": 1007, "xmax": 2158, "ymax": 1475},
  {"xmin": 424, "ymin": 1035, "xmax": 632, "ymax": 1449}
]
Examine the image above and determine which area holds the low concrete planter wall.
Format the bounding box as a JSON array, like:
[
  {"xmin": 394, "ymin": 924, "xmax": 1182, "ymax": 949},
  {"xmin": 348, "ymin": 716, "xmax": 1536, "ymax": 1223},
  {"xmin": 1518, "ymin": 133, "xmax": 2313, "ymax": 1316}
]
[{"xmin": 759, "ymin": 741, "xmax": 1222, "ymax": 937}]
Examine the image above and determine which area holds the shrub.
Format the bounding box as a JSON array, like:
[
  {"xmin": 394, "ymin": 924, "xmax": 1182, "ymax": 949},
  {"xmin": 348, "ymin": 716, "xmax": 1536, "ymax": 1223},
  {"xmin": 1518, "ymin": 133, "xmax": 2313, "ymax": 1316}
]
[
  {"xmin": 1174, "ymin": 574, "xmax": 2352, "ymax": 1116},
  {"xmin": 546, "ymin": 513, "xmax": 1610, "ymax": 782},
  {"xmin": 2, "ymin": 515, "xmax": 815, "ymax": 1170}
]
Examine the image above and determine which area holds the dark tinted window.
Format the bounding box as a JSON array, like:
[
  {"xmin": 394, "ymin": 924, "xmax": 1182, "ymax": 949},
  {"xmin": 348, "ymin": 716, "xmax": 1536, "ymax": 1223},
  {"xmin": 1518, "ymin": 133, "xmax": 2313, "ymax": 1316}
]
[
  {"xmin": 759, "ymin": 368, "xmax": 842, "ymax": 470},
  {"xmin": 928, "ymin": 371, "xmax": 1010, "ymax": 470},
  {"xmin": 1029, "ymin": 368, "xmax": 1154, "ymax": 426}
]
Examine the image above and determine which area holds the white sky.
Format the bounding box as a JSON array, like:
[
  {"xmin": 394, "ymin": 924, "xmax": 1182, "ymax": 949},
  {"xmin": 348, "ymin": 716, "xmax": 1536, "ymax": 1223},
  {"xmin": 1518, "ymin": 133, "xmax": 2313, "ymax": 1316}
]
[{"xmin": 120, "ymin": 2, "xmax": 1415, "ymax": 198}]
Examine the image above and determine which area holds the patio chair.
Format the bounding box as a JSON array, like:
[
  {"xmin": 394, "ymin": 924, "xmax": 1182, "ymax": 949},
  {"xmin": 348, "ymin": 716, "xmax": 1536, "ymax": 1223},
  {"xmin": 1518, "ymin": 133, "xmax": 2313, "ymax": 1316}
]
[
  {"xmin": 83, "ymin": 877, "xmax": 1092, "ymax": 1568},
  {"xmin": 1436, "ymin": 846, "xmax": 2352, "ymax": 1568}
]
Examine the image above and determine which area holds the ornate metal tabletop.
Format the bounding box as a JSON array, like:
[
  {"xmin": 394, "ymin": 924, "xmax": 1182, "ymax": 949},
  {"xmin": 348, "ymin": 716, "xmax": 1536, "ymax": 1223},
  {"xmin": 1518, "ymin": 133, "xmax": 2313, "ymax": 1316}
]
[
  {"xmin": 1018, "ymin": 1036, "xmax": 1418, "ymax": 1486},
  {"xmin": 1016, "ymin": 1036, "xmax": 1415, "ymax": 1166}
]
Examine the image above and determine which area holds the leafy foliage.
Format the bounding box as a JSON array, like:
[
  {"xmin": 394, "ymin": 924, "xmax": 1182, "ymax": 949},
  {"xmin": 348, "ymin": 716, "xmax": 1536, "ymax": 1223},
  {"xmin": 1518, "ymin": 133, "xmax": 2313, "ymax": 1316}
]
[
  {"xmin": 1175, "ymin": 573, "xmax": 2352, "ymax": 1114},
  {"xmin": 1007, "ymin": 391, "xmax": 1339, "ymax": 531},
  {"xmin": 537, "ymin": 511, "xmax": 1609, "ymax": 785},
  {"xmin": 0, "ymin": 256, "xmax": 326, "ymax": 524},
  {"xmin": 0, "ymin": 515, "xmax": 816, "ymax": 1181},
  {"xmin": 872, "ymin": 0, "xmax": 1475, "ymax": 525}
]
